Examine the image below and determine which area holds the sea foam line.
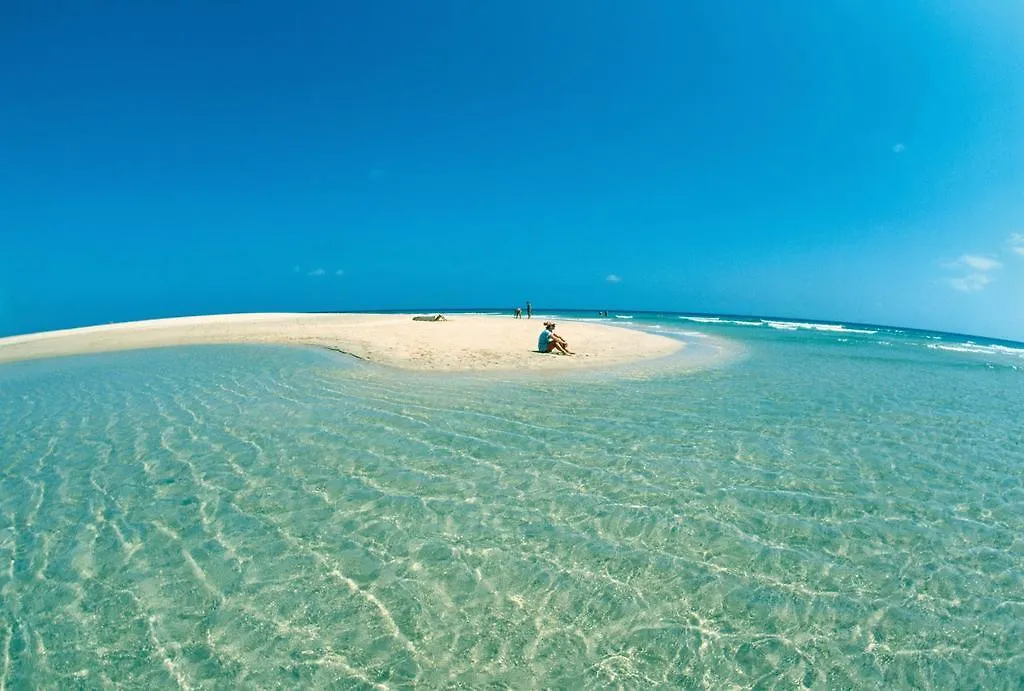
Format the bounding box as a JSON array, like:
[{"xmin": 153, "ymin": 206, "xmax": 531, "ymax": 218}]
[
  {"xmin": 927, "ymin": 343, "xmax": 1024, "ymax": 358},
  {"xmin": 679, "ymin": 316, "xmax": 763, "ymax": 327},
  {"xmin": 677, "ymin": 316, "xmax": 878, "ymax": 334},
  {"xmin": 764, "ymin": 320, "xmax": 877, "ymax": 334}
]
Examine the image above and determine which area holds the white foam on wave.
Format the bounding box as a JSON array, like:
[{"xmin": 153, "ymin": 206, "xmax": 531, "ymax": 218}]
[
  {"xmin": 614, "ymin": 315, "xmax": 633, "ymax": 319},
  {"xmin": 678, "ymin": 316, "xmax": 763, "ymax": 326},
  {"xmin": 764, "ymin": 321, "xmax": 878, "ymax": 335},
  {"xmin": 679, "ymin": 316, "xmax": 725, "ymax": 323},
  {"xmin": 678, "ymin": 316, "xmax": 877, "ymax": 334},
  {"xmin": 927, "ymin": 343, "xmax": 1024, "ymax": 359}
]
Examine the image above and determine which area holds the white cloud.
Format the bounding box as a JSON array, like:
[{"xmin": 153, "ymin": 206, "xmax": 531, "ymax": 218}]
[
  {"xmin": 606, "ymin": 274, "xmax": 621, "ymax": 283},
  {"xmin": 959, "ymin": 254, "xmax": 1002, "ymax": 271},
  {"xmin": 1009, "ymin": 233, "xmax": 1024, "ymax": 256},
  {"xmin": 950, "ymin": 273, "xmax": 992, "ymax": 293},
  {"xmin": 892, "ymin": 143, "xmax": 906, "ymax": 154},
  {"xmin": 335, "ymin": 269, "xmax": 345, "ymax": 276},
  {"xmin": 944, "ymin": 254, "xmax": 1001, "ymax": 293},
  {"xmin": 307, "ymin": 268, "xmax": 326, "ymax": 277}
]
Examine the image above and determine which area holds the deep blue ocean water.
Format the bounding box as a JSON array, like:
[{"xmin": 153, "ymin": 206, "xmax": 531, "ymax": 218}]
[{"xmin": 1, "ymin": 313, "xmax": 1022, "ymax": 688}]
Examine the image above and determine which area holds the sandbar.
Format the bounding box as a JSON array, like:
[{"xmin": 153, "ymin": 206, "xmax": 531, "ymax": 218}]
[{"xmin": 0, "ymin": 313, "xmax": 683, "ymax": 372}]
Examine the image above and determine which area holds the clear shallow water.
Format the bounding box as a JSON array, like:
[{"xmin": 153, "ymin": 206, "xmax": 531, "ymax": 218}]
[{"xmin": 1, "ymin": 316, "xmax": 1022, "ymax": 688}]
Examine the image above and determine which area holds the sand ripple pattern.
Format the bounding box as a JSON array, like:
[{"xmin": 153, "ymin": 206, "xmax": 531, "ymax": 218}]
[{"xmin": 1, "ymin": 342, "xmax": 1022, "ymax": 688}]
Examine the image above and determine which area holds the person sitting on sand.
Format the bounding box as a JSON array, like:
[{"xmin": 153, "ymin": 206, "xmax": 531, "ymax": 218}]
[
  {"xmin": 412, "ymin": 314, "xmax": 447, "ymax": 322},
  {"xmin": 538, "ymin": 321, "xmax": 574, "ymax": 355}
]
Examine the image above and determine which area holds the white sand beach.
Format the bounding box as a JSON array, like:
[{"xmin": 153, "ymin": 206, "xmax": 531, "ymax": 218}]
[{"xmin": 0, "ymin": 313, "xmax": 683, "ymax": 372}]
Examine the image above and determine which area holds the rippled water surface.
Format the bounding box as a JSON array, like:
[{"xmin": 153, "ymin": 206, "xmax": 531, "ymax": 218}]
[{"xmin": 1, "ymin": 319, "xmax": 1022, "ymax": 688}]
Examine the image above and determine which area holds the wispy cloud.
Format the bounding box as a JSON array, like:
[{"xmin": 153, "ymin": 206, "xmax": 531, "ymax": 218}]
[
  {"xmin": 606, "ymin": 274, "xmax": 621, "ymax": 283},
  {"xmin": 295, "ymin": 266, "xmax": 343, "ymax": 278},
  {"xmin": 1009, "ymin": 233, "xmax": 1024, "ymax": 256},
  {"xmin": 950, "ymin": 273, "xmax": 992, "ymax": 293},
  {"xmin": 944, "ymin": 236, "xmax": 1024, "ymax": 291},
  {"xmin": 945, "ymin": 254, "xmax": 1001, "ymax": 292},
  {"xmin": 959, "ymin": 254, "xmax": 1002, "ymax": 271},
  {"xmin": 892, "ymin": 143, "xmax": 906, "ymax": 154}
]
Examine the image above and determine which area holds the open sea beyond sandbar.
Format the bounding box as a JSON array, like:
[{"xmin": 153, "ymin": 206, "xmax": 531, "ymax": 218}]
[{"xmin": 1, "ymin": 312, "xmax": 1022, "ymax": 688}]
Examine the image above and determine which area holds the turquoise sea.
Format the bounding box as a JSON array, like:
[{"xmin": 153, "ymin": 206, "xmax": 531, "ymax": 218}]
[{"xmin": 1, "ymin": 312, "xmax": 1022, "ymax": 688}]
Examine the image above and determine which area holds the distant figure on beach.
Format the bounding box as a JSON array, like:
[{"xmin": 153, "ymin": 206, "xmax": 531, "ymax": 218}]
[
  {"xmin": 514, "ymin": 307, "xmax": 522, "ymax": 319},
  {"xmin": 538, "ymin": 321, "xmax": 574, "ymax": 355},
  {"xmin": 526, "ymin": 301, "xmax": 532, "ymax": 319},
  {"xmin": 412, "ymin": 314, "xmax": 447, "ymax": 322}
]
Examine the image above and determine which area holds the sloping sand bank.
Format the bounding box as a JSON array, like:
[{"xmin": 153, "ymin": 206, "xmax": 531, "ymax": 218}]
[{"xmin": 0, "ymin": 313, "xmax": 682, "ymax": 372}]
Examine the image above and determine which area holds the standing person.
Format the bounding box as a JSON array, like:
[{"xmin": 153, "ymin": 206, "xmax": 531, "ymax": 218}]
[
  {"xmin": 526, "ymin": 301, "xmax": 532, "ymax": 319},
  {"xmin": 514, "ymin": 307, "xmax": 522, "ymax": 318}
]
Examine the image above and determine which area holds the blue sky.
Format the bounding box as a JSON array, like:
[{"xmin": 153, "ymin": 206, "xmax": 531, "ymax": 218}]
[{"xmin": 2, "ymin": 1, "xmax": 1023, "ymax": 340}]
